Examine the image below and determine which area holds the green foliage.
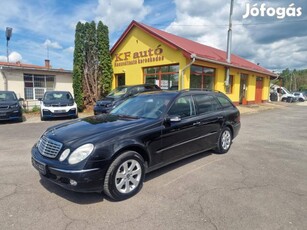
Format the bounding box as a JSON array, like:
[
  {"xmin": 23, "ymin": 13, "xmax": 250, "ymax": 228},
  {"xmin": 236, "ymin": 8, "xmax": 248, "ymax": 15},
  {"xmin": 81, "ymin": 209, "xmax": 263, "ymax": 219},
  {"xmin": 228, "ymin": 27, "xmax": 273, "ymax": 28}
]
[
  {"xmin": 72, "ymin": 20, "xmax": 113, "ymax": 108},
  {"xmin": 278, "ymin": 68, "xmax": 307, "ymax": 91},
  {"xmin": 32, "ymin": 105, "xmax": 40, "ymax": 113},
  {"xmin": 73, "ymin": 22, "xmax": 85, "ymax": 111},
  {"xmin": 97, "ymin": 21, "xmax": 113, "ymax": 97}
]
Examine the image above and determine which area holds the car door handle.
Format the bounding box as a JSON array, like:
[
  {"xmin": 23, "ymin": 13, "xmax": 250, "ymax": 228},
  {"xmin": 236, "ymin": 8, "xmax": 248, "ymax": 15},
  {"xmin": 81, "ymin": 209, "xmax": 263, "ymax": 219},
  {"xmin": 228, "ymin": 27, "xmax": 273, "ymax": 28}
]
[{"xmin": 193, "ymin": 121, "xmax": 201, "ymax": 126}]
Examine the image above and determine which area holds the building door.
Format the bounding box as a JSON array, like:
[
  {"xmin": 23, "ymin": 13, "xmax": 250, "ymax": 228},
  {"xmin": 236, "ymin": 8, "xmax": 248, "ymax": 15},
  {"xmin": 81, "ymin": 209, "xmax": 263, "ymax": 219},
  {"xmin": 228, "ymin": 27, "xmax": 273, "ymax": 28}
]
[
  {"xmin": 255, "ymin": 77, "xmax": 263, "ymax": 103},
  {"xmin": 239, "ymin": 74, "xmax": 248, "ymax": 104},
  {"xmin": 116, "ymin": 74, "xmax": 125, "ymax": 87}
]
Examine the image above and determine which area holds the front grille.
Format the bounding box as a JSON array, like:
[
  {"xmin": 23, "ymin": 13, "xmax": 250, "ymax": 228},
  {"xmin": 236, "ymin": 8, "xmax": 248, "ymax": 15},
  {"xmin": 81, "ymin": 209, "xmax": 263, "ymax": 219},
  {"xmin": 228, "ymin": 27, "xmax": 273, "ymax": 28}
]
[
  {"xmin": 0, "ymin": 105, "xmax": 9, "ymax": 110},
  {"xmin": 38, "ymin": 136, "xmax": 63, "ymax": 158},
  {"xmin": 51, "ymin": 104, "xmax": 69, "ymax": 107}
]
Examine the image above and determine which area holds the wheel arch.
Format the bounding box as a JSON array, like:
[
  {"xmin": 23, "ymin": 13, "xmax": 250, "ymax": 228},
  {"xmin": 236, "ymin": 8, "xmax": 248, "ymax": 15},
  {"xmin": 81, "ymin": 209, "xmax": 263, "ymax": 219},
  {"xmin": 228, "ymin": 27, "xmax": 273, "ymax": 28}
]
[{"xmin": 112, "ymin": 145, "xmax": 151, "ymax": 169}]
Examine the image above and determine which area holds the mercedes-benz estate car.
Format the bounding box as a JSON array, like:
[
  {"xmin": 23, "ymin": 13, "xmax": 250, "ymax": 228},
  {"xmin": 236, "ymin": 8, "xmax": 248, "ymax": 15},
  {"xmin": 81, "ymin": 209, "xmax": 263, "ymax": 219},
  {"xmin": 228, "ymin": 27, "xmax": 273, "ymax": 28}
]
[
  {"xmin": 0, "ymin": 90, "xmax": 23, "ymax": 122},
  {"xmin": 39, "ymin": 91, "xmax": 78, "ymax": 121},
  {"xmin": 32, "ymin": 90, "xmax": 240, "ymax": 201},
  {"xmin": 94, "ymin": 84, "xmax": 160, "ymax": 115}
]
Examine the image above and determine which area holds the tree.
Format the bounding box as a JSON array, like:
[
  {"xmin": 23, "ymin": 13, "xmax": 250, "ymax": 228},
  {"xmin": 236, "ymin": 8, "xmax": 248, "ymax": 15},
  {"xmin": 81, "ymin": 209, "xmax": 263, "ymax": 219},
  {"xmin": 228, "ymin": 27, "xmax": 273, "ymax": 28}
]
[
  {"xmin": 72, "ymin": 22, "xmax": 85, "ymax": 111},
  {"xmin": 72, "ymin": 21, "xmax": 113, "ymax": 109},
  {"xmin": 278, "ymin": 68, "xmax": 307, "ymax": 91},
  {"xmin": 97, "ymin": 21, "xmax": 113, "ymax": 97}
]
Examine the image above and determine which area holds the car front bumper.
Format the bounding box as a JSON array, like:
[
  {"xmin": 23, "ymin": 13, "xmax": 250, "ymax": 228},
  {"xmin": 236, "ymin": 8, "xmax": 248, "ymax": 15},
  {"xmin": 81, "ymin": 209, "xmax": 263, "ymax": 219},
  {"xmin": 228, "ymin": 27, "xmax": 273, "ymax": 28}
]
[
  {"xmin": 31, "ymin": 146, "xmax": 108, "ymax": 193},
  {"xmin": 0, "ymin": 108, "xmax": 22, "ymax": 121},
  {"xmin": 42, "ymin": 107, "xmax": 77, "ymax": 118}
]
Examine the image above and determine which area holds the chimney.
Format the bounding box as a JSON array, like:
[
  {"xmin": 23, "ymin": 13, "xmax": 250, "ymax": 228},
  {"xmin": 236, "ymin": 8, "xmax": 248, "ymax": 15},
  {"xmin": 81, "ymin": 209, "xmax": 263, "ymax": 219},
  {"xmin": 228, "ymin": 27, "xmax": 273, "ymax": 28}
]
[{"xmin": 45, "ymin": 59, "xmax": 50, "ymax": 69}]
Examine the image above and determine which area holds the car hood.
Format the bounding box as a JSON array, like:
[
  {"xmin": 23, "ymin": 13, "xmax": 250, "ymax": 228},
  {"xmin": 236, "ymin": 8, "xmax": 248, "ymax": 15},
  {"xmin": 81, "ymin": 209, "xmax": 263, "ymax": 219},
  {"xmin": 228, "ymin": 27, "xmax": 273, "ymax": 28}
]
[
  {"xmin": 0, "ymin": 100, "xmax": 18, "ymax": 106},
  {"xmin": 43, "ymin": 114, "xmax": 154, "ymax": 146},
  {"xmin": 43, "ymin": 99, "xmax": 74, "ymax": 106}
]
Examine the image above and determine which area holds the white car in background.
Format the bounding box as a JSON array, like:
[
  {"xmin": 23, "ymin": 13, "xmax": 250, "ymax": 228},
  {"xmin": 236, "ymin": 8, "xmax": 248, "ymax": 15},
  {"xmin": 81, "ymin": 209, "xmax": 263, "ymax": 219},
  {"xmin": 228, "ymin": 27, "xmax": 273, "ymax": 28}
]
[
  {"xmin": 39, "ymin": 91, "xmax": 78, "ymax": 121},
  {"xmin": 293, "ymin": 92, "xmax": 306, "ymax": 102}
]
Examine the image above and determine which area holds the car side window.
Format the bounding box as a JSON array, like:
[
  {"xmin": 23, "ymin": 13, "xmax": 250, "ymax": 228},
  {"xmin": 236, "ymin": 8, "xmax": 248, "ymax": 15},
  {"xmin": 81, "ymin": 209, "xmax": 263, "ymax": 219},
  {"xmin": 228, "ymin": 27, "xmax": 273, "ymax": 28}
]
[
  {"xmin": 193, "ymin": 94, "xmax": 220, "ymax": 114},
  {"xmin": 216, "ymin": 95, "xmax": 234, "ymax": 108},
  {"xmin": 168, "ymin": 96, "xmax": 195, "ymax": 118}
]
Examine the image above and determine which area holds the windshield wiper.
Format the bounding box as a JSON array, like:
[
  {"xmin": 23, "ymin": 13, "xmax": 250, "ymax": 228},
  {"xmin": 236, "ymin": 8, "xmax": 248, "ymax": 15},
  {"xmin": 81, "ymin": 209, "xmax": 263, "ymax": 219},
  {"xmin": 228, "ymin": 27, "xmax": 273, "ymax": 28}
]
[{"xmin": 116, "ymin": 114, "xmax": 139, "ymax": 119}]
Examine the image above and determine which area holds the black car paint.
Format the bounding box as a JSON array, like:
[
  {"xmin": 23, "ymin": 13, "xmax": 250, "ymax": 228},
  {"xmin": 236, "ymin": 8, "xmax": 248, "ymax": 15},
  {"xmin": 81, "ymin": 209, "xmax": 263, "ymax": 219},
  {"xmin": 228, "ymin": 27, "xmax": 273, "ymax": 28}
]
[
  {"xmin": 0, "ymin": 91, "xmax": 23, "ymax": 122},
  {"xmin": 32, "ymin": 91, "xmax": 240, "ymax": 193}
]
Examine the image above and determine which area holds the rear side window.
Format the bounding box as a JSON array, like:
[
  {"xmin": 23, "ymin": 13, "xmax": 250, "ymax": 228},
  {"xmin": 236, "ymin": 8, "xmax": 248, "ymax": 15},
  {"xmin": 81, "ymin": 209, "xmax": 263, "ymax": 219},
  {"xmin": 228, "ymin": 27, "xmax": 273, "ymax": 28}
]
[
  {"xmin": 216, "ymin": 95, "xmax": 234, "ymax": 108},
  {"xmin": 193, "ymin": 94, "xmax": 220, "ymax": 114}
]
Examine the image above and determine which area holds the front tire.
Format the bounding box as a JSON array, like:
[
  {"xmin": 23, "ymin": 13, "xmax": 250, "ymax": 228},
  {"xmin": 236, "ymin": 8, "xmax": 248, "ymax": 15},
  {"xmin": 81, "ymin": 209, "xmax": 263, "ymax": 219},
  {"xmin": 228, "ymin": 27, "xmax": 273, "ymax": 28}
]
[
  {"xmin": 215, "ymin": 127, "xmax": 232, "ymax": 154},
  {"xmin": 103, "ymin": 151, "xmax": 145, "ymax": 201}
]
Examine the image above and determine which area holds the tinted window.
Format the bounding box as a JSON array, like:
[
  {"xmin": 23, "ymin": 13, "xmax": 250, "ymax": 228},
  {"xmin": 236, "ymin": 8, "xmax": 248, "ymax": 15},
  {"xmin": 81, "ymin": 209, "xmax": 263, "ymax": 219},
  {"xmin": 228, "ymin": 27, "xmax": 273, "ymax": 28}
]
[
  {"xmin": 111, "ymin": 94, "xmax": 174, "ymax": 119},
  {"xmin": 0, "ymin": 92, "xmax": 17, "ymax": 101},
  {"xmin": 168, "ymin": 96, "xmax": 195, "ymax": 118},
  {"xmin": 217, "ymin": 95, "xmax": 233, "ymax": 108},
  {"xmin": 44, "ymin": 92, "xmax": 73, "ymax": 101},
  {"xmin": 194, "ymin": 94, "xmax": 220, "ymax": 114}
]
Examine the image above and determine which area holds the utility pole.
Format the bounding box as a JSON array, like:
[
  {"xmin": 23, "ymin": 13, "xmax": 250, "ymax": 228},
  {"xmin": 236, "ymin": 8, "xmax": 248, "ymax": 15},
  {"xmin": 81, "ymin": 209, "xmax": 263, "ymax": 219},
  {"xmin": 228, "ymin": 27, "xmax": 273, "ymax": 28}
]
[
  {"xmin": 6, "ymin": 27, "xmax": 13, "ymax": 62},
  {"xmin": 225, "ymin": 0, "xmax": 234, "ymax": 87}
]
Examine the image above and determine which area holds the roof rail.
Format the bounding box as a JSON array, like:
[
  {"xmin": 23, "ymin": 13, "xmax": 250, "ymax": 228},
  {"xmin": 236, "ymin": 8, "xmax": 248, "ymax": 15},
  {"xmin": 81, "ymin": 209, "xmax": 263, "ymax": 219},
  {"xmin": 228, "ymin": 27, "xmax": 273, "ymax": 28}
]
[{"xmin": 180, "ymin": 88, "xmax": 223, "ymax": 93}]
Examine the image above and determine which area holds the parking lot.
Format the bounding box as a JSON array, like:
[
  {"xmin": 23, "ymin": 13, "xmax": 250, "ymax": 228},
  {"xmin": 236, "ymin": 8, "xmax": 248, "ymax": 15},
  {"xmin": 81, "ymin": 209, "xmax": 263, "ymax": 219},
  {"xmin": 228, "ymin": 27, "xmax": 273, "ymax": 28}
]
[{"xmin": 0, "ymin": 103, "xmax": 307, "ymax": 230}]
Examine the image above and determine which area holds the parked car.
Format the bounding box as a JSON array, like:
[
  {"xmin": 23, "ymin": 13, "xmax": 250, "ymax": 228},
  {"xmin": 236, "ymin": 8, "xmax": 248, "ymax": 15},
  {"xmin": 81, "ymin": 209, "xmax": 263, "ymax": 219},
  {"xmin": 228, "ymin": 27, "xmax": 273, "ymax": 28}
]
[
  {"xmin": 270, "ymin": 85, "xmax": 296, "ymax": 102},
  {"xmin": 32, "ymin": 90, "xmax": 240, "ymax": 201},
  {"xmin": 94, "ymin": 84, "xmax": 161, "ymax": 115},
  {"xmin": 0, "ymin": 90, "xmax": 23, "ymax": 122},
  {"xmin": 39, "ymin": 91, "xmax": 78, "ymax": 121},
  {"xmin": 293, "ymin": 92, "xmax": 306, "ymax": 102}
]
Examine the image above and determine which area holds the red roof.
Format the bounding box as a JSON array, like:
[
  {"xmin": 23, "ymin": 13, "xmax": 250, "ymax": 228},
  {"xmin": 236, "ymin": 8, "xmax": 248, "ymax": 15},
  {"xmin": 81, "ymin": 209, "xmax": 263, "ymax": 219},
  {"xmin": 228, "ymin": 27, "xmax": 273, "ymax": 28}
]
[
  {"xmin": 0, "ymin": 61, "xmax": 69, "ymax": 72},
  {"xmin": 111, "ymin": 20, "xmax": 275, "ymax": 76}
]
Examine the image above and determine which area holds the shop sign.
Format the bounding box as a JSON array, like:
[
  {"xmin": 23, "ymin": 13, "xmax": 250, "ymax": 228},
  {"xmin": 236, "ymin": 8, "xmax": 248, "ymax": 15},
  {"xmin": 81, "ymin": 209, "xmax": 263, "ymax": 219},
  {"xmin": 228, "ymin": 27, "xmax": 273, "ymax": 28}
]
[{"xmin": 114, "ymin": 45, "xmax": 164, "ymax": 67}]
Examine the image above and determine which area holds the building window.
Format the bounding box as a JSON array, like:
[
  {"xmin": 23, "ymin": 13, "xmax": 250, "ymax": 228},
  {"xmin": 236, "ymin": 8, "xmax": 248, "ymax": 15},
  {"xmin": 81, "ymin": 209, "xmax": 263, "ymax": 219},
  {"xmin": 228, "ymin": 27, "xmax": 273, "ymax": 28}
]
[
  {"xmin": 144, "ymin": 64, "xmax": 179, "ymax": 90},
  {"xmin": 190, "ymin": 65, "xmax": 215, "ymax": 90},
  {"xmin": 24, "ymin": 74, "xmax": 55, "ymax": 100},
  {"xmin": 225, "ymin": 75, "xmax": 233, "ymax": 94}
]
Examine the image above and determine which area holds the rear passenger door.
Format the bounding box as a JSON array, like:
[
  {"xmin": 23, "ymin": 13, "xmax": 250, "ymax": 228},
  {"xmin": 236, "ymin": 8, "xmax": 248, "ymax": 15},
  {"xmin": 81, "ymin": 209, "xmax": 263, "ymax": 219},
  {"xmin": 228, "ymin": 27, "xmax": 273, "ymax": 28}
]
[{"xmin": 192, "ymin": 94, "xmax": 224, "ymax": 150}]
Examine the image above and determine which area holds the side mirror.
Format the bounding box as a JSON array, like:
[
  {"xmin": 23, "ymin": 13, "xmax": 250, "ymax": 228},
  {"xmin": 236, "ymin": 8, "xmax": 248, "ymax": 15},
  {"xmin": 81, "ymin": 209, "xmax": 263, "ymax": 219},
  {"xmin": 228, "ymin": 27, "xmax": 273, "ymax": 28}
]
[
  {"xmin": 164, "ymin": 115, "xmax": 181, "ymax": 126},
  {"xmin": 18, "ymin": 98, "xmax": 24, "ymax": 101},
  {"xmin": 38, "ymin": 98, "xmax": 42, "ymax": 101}
]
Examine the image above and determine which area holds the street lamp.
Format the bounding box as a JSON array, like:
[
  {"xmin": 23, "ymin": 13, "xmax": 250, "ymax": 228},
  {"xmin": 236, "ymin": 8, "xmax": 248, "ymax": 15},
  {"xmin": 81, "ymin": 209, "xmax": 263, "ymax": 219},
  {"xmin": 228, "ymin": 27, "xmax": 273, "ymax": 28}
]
[{"xmin": 6, "ymin": 27, "xmax": 13, "ymax": 62}]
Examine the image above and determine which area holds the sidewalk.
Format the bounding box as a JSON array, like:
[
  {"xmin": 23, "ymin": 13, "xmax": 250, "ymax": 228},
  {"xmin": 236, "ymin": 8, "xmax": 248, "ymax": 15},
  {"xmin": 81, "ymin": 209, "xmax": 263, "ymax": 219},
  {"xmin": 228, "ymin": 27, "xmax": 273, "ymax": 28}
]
[{"xmin": 237, "ymin": 102, "xmax": 288, "ymax": 114}]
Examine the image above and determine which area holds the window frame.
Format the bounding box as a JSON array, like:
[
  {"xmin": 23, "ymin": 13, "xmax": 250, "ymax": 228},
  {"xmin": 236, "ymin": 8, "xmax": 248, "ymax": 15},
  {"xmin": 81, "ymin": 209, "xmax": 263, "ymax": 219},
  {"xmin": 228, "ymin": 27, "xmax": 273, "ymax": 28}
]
[
  {"xmin": 190, "ymin": 65, "xmax": 216, "ymax": 90},
  {"xmin": 24, "ymin": 74, "xmax": 55, "ymax": 100},
  {"xmin": 144, "ymin": 64, "xmax": 179, "ymax": 90}
]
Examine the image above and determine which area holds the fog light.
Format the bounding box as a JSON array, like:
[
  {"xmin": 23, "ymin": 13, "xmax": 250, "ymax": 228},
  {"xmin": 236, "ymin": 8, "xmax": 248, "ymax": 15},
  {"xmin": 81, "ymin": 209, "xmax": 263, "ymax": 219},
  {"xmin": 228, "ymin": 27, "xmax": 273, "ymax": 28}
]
[{"xmin": 70, "ymin": 179, "xmax": 77, "ymax": 186}]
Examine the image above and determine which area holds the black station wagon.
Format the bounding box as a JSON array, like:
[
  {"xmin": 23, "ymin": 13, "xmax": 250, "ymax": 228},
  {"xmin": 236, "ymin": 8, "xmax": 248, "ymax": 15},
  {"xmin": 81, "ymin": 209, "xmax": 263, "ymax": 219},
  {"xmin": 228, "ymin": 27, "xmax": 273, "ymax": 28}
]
[{"xmin": 31, "ymin": 90, "xmax": 240, "ymax": 201}]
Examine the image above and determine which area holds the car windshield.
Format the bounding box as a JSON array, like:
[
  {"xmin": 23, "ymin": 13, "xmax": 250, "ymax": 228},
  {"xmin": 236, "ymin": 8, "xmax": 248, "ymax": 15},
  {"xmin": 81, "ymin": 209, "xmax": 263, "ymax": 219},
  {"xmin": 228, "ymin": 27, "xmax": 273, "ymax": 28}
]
[
  {"xmin": 110, "ymin": 93, "xmax": 175, "ymax": 119},
  {"xmin": 44, "ymin": 92, "xmax": 72, "ymax": 101},
  {"xmin": 107, "ymin": 86, "xmax": 128, "ymax": 99},
  {"xmin": 0, "ymin": 92, "xmax": 17, "ymax": 101}
]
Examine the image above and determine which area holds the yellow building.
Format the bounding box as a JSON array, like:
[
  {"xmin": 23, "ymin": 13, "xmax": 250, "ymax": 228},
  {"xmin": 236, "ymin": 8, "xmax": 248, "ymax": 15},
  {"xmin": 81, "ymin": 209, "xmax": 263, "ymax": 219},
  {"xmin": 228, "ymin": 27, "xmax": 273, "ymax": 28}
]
[{"xmin": 111, "ymin": 21, "xmax": 276, "ymax": 105}]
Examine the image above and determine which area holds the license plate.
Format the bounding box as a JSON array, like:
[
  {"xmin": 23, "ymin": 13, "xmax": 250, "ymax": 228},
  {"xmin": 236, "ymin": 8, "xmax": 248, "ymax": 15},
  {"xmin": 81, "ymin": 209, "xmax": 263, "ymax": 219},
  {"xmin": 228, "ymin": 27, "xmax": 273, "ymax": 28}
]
[
  {"xmin": 32, "ymin": 158, "xmax": 47, "ymax": 175},
  {"xmin": 54, "ymin": 110, "xmax": 66, "ymax": 113}
]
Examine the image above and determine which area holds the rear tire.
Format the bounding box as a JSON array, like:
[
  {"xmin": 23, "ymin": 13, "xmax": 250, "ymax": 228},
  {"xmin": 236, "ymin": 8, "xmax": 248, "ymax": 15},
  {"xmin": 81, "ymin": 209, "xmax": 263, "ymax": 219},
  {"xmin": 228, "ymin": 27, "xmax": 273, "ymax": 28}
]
[
  {"xmin": 215, "ymin": 127, "xmax": 232, "ymax": 154},
  {"xmin": 103, "ymin": 151, "xmax": 145, "ymax": 201}
]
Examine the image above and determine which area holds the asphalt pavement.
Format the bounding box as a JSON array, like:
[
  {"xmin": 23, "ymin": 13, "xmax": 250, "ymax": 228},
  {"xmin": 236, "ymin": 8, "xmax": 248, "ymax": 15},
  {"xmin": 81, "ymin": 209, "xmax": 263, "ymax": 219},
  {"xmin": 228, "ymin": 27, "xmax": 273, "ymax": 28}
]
[{"xmin": 0, "ymin": 102, "xmax": 306, "ymax": 230}]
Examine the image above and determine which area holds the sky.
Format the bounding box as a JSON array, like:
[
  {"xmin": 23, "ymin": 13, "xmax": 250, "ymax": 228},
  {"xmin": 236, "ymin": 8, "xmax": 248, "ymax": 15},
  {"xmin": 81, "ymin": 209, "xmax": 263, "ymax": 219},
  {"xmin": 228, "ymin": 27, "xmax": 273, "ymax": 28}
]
[{"xmin": 0, "ymin": 0, "xmax": 306, "ymax": 73}]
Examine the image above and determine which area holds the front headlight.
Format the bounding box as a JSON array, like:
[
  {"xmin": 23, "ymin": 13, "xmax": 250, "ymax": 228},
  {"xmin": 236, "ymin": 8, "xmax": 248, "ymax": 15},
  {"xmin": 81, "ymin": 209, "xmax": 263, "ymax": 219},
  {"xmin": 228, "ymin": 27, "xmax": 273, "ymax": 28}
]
[
  {"xmin": 68, "ymin": 144, "xmax": 94, "ymax": 165},
  {"xmin": 10, "ymin": 104, "xmax": 19, "ymax": 108}
]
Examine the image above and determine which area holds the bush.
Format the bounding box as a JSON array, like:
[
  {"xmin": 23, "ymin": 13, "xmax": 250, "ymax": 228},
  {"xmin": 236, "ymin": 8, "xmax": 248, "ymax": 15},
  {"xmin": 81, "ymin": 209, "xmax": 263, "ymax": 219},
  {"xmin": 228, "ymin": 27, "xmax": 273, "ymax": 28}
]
[{"xmin": 32, "ymin": 105, "xmax": 40, "ymax": 113}]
